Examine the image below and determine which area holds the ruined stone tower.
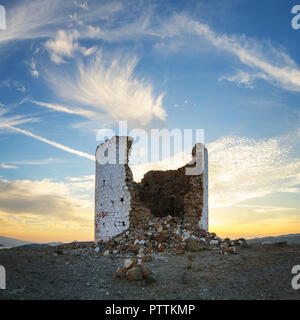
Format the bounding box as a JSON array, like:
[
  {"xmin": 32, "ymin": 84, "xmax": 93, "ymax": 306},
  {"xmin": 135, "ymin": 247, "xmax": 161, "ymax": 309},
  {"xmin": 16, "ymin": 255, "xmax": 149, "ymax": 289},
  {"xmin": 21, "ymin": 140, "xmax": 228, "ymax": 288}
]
[{"xmin": 95, "ymin": 136, "xmax": 208, "ymax": 243}]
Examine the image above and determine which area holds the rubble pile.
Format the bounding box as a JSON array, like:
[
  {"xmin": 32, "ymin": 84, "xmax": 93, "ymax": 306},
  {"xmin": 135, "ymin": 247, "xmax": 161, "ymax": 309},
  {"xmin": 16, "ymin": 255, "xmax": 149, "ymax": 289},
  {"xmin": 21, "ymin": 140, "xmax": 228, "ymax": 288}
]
[
  {"xmin": 96, "ymin": 215, "xmax": 248, "ymax": 258},
  {"xmin": 114, "ymin": 258, "xmax": 151, "ymax": 281}
]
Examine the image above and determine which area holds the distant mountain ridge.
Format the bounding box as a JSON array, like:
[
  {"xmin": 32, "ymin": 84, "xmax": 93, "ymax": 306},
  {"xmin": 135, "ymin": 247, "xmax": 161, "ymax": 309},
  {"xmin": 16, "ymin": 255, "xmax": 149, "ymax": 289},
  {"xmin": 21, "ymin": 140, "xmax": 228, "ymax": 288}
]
[
  {"xmin": 0, "ymin": 236, "xmax": 62, "ymax": 248},
  {"xmin": 0, "ymin": 236, "xmax": 34, "ymax": 247},
  {"xmin": 247, "ymin": 233, "xmax": 300, "ymax": 245}
]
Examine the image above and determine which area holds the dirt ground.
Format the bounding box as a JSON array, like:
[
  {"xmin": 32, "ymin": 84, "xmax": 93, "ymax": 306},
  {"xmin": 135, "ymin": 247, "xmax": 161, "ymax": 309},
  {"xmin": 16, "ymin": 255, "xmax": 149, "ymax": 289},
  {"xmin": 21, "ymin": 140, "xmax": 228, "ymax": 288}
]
[{"xmin": 0, "ymin": 244, "xmax": 300, "ymax": 300}]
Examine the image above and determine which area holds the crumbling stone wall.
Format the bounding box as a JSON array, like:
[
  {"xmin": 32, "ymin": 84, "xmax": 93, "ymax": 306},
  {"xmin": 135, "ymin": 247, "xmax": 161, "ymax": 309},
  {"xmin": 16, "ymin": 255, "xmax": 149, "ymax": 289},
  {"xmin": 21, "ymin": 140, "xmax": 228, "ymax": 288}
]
[
  {"xmin": 138, "ymin": 143, "xmax": 208, "ymax": 229},
  {"xmin": 95, "ymin": 137, "xmax": 208, "ymax": 243},
  {"xmin": 138, "ymin": 168, "xmax": 191, "ymax": 218}
]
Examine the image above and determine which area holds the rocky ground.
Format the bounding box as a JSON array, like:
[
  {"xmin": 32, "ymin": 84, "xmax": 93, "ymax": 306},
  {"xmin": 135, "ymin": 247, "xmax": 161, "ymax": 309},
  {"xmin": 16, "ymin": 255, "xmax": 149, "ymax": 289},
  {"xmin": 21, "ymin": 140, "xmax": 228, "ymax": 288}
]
[{"xmin": 0, "ymin": 242, "xmax": 300, "ymax": 300}]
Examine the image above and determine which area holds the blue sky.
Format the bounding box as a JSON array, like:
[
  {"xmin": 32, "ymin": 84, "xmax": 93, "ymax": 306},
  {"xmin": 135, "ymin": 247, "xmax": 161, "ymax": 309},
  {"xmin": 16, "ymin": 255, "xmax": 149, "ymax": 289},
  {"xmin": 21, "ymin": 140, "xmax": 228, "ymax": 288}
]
[{"xmin": 0, "ymin": 0, "xmax": 300, "ymax": 242}]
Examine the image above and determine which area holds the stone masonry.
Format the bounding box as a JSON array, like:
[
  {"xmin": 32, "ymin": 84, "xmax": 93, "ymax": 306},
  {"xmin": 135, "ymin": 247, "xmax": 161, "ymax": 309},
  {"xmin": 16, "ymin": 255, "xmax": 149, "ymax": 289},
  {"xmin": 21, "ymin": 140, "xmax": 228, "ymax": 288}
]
[{"xmin": 95, "ymin": 136, "xmax": 208, "ymax": 243}]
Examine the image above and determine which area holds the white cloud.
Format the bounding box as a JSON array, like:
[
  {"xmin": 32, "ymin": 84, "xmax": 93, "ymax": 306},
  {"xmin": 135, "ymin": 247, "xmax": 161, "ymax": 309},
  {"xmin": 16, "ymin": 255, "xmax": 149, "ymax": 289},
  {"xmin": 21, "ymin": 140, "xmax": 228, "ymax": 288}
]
[
  {"xmin": 157, "ymin": 14, "xmax": 300, "ymax": 92},
  {"xmin": 219, "ymin": 71, "xmax": 268, "ymax": 89},
  {"xmin": 3, "ymin": 1, "xmax": 300, "ymax": 94},
  {"xmin": 0, "ymin": 178, "xmax": 93, "ymax": 225},
  {"xmin": 0, "ymin": 80, "xmax": 26, "ymax": 93},
  {"xmin": 81, "ymin": 46, "xmax": 97, "ymax": 56},
  {"xmin": 44, "ymin": 29, "xmax": 80, "ymax": 64},
  {"xmin": 0, "ymin": 0, "xmax": 122, "ymax": 45},
  {"xmin": 3, "ymin": 124, "xmax": 94, "ymax": 161},
  {"xmin": 0, "ymin": 108, "xmax": 94, "ymax": 161},
  {"xmin": 0, "ymin": 109, "xmax": 37, "ymax": 128},
  {"xmin": 236, "ymin": 205, "xmax": 296, "ymax": 214},
  {"xmin": 30, "ymin": 100, "xmax": 101, "ymax": 119},
  {"xmin": 46, "ymin": 51, "xmax": 166, "ymax": 125},
  {"xmin": 208, "ymin": 135, "xmax": 300, "ymax": 208},
  {"xmin": 9, "ymin": 158, "xmax": 59, "ymax": 166},
  {"xmin": 27, "ymin": 58, "xmax": 39, "ymax": 79},
  {"xmin": 0, "ymin": 163, "xmax": 18, "ymax": 169},
  {"xmin": 44, "ymin": 29, "xmax": 98, "ymax": 64},
  {"xmin": 74, "ymin": 1, "xmax": 89, "ymax": 10}
]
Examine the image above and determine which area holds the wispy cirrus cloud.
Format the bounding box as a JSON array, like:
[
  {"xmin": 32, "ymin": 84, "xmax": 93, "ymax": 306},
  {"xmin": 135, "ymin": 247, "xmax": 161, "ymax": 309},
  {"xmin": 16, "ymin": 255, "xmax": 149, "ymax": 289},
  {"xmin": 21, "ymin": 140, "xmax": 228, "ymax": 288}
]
[
  {"xmin": 0, "ymin": 106, "xmax": 37, "ymax": 127},
  {"xmin": 0, "ymin": 0, "xmax": 122, "ymax": 45},
  {"xmin": 44, "ymin": 29, "xmax": 96, "ymax": 64},
  {"xmin": 0, "ymin": 163, "xmax": 17, "ymax": 169},
  {"xmin": 8, "ymin": 158, "xmax": 60, "ymax": 166},
  {"xmin": 4, "ymin": 124, "xmax": 94, "ymax": 161},
  {"xmin": 46, "ymin": 51, "xmax": 166, "ymax": 125},
  {"xmin": 155, "ymin": 14, "xmax": 300, "ymax": 92},
  {"xmin": 0, "ymin": 106, "xmax": 93, "ymax": 161},
  {"xmin": 27, "ymin": 58, "xmax": 39, "ymax": 79},
  {"xmin": 30, "ymin": 100, "xmax": 101, "ymax": 120},
  {"xmin": 0, "ymin": 80, "xmax": 26, "ymax": 93},
  {"xmin": 218, "ymin": 71, "xmax": 268, "ymax": 89},
  {"xmin": 207, "ymin": 135, "xmax": 300, "ymax": 208}
]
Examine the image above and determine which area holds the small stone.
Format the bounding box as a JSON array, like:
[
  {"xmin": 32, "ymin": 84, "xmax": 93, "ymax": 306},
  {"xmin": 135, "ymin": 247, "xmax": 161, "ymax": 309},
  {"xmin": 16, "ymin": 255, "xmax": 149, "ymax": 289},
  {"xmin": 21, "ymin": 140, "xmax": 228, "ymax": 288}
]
[
  {"xmin": 225, "ymin": 246, "xmax": 236, "ymax": 254},
  {"xmin": 166, "ymin": 215, "xmax": 173, "ymax": 222},
  {"xmin": 126, "ymin": 267, "xmax": 143, "ymax": 281},
  {"xmin": 153, "ymin": 234, "xmax": 163, "ymax": 243},
  {"xmin": 95, "ymin": 246, "xmax": 100, "ymax": 252},
  {"xmin": 124, "ymin": 258, "xmax": 138, "ymax": 269},
  {"xmin": 114, "ymin": 236, "xmax": 122, "ymax": 244},
  {"xmin": 175, "ymin": 234, "xmax": 183, "ymax": 241},
  {"xmin": 137, "ymin": 252, "xmax": 143, "ymax": 258},
  {"xmin": 186, "ymin": 255, "xmax": 193, "ymax": 269},
  {"xmin": 182, "ymin": 232, "xmax": 191, "ymax": 241},
  {"xmin": 176, "ymin": 249, "xmax": 185, "ymax": 255},
  {"xmin": 103, "ymin": 250, "xmax": 110, "ymax": 256},
  {"xmin": 157, "ymin": 243, "xmax": 165, "ymax": 252},
  {"xmin": 115, "ymin": 267, "xmax": 127, "ymax": 279},
  {"xmin": 141, "ymin": 265, "xmax": 150, "ymax": 279},
  {"xmin": 186, "ymin": 239, "xmax": 202, "ymax": 252},
  {"xmin": 142, "ymin": 255, "xmax": 152, "ymax": 262}
]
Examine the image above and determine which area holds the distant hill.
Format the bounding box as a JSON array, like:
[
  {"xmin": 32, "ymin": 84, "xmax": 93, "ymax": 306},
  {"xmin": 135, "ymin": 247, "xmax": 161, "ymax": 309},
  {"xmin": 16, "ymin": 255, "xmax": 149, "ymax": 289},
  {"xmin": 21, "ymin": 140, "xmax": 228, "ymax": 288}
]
[
  {"xmin": 0, "ymin": 236, "xmax": 34, "ymax": 247},
  {"xmin": 247, "ymin": 233, "xmax": 300, "ymax": 245},
  {"xmin": 0, "ymin": 236, "xmax": 63, "ymax": 249}
]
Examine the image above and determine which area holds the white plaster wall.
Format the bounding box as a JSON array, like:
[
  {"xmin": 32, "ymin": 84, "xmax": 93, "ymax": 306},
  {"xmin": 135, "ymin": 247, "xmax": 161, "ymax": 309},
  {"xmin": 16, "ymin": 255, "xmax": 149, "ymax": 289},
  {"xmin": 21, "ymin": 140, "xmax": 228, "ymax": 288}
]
[
  {"xmin": 199, "ymin": 145, "xmax": 208, "ymax": 231},
  {"xmin": 95, "ymin": 137, "xmax": 131, "ymax": 242}
]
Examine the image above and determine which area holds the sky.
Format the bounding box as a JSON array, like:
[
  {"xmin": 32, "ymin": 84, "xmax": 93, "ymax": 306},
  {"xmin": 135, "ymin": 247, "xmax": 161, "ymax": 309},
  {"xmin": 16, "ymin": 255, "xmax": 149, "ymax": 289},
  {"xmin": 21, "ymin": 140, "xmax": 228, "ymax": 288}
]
[{"xmin": 0, "ymin": 0, "xmax": 300, "ymax": 243}]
